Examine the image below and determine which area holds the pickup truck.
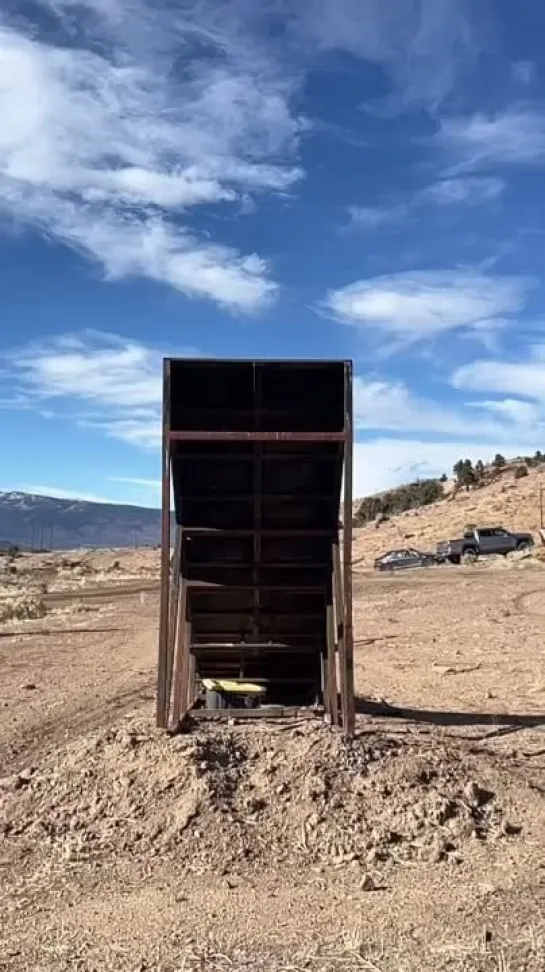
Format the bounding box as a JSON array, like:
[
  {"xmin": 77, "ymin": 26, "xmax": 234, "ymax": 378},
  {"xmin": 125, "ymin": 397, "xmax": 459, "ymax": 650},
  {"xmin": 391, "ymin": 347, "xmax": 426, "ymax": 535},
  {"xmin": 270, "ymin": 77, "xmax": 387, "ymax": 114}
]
[{"xmin": 437, "ymin": 526, "xmax": 534, "ymax": 564}]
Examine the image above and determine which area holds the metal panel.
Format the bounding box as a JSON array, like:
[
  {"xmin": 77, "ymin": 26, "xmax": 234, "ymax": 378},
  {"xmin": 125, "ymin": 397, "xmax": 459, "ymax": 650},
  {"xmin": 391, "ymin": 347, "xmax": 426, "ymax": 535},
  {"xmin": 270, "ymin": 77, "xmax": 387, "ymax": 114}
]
[{"xmin": 156, "ymin": 359, "xmax": 354, "ymax": 730}]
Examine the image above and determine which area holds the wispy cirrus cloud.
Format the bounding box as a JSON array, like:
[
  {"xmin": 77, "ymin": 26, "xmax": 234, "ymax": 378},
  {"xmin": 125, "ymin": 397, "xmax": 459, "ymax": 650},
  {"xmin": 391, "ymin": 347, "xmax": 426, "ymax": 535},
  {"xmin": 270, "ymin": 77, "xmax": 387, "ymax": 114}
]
[
  {"xmin": 291, "ymin": 0, "xmax": 482, "ymax": 112},
  {"xmin": 452, "ymin": 344, "xmax": 545, "ymax": 400},
  {"xmin": 422, "ymin": 176, "xmax": 505, "ymax": 206},
  {"xmin": 354, "ymin": 375, "xmax": 542, "ymax": 440},
  {"xmin": 3, "ymin": 330, "xmax": 168, "ymax": 448},
  {"xmin": 439, "ymin": 108, "xmax": 545, "ymax": 172},
  {"xmin": 0, "ymin": 2, "xmax": 306, "ymax": 310},
  {"xmin": 347, "ymin": 203, "xmax": 408, "ymax": 231},
  {"xmin": 323, "ymin": 269, "xmax": 531, "ymax": 343},
  {"xmin": 346, "ymin": 175, "xmax": 505, "ymax": 234}
]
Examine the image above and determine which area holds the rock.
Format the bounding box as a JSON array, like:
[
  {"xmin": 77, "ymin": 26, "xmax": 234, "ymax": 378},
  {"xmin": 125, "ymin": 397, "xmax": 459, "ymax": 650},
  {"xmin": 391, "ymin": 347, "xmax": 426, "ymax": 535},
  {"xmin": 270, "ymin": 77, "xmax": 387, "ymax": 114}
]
[
  {"xmin": 464, "ymin": 781, "xmax": 494, "ymax": 808},
  {"xmin": 21, "ymin": 682, "xmax": 37, "ymax": 691},
  {"xmin": 0, "ymin": 774, "xmax": 20, "ymax": 791},
  {"xmin": 360, "ymin": 874, "xmax": 376, "ymax": 892}
]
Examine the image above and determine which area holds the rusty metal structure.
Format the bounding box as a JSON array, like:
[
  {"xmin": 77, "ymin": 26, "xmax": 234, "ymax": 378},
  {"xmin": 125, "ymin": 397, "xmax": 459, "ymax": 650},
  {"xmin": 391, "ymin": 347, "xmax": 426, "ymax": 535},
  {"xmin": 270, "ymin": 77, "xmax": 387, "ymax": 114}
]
[{"xmin": 156, "ymin": 358, "xmax": 355, "ymax": 733}]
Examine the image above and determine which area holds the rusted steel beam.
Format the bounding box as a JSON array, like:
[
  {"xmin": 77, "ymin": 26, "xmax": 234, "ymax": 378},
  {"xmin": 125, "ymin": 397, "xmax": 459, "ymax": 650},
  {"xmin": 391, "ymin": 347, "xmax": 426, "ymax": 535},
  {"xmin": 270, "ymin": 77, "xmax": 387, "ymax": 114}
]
[
  {"xmin": 191, "ymin": 639, "xmax": 320, "ymax": 648},
  {"xmin": 187, "ymin": 650, "xmax": 196, "ymax": 709},
  {"xmin": 156, "ymin": 358, "xmax": 172, "ymax": 730},
  {"xmin": 193, "ymin": 706, "xmax": 321, "ymax": 721},
  {"xmin": 170, "ymin": 430, "xmax": 347, "ymax": 442},
  {"xmin": 191, "ymin": 610, "xmax": 324, "ymax": 619},
  {"xmin": 187, "ymin": 581, "xmax": 326, "ymax": 591},
  {"xmin": 179, "ymin": 494, "xmax": 336, "ymax": 503},
  {"xmin": 164, "ymin": 526, "xmax": 182, "ymax": 721},
  {"xmin": 342, "ymin": 362, "xmax": 355, "ymax": 735},
  {"xmin": 174, "ymin": 452, "xmax": 341, "ymax": 462},
  {"xmin": 186, "ymin": 561, "xmax": 330, "ymax": 570},
  {"xmin": 174, "ymin": 619, "xmax": 192, "ymax": 724},
  {"xmin": 326, "ymin": 602, "xmax": 339, "ymax": 726},
  {"xmin": 192, "ymin": 633, "xmax": 322, "ymax": 642},
  {"xmin": 169, "ymin": 577, "xmax": 187, "ymax": 728},
  {"xmin": 183, "ymin": 527, "xmax": 335, "ymax": 537}
]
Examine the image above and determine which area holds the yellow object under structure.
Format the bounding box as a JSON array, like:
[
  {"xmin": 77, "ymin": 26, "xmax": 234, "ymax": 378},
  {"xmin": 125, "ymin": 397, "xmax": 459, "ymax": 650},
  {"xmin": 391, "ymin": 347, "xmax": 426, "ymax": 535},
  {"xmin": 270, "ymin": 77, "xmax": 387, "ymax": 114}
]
[{"xmin": 202, "ymin": 678, "xmax": 266, "ymax": 696}]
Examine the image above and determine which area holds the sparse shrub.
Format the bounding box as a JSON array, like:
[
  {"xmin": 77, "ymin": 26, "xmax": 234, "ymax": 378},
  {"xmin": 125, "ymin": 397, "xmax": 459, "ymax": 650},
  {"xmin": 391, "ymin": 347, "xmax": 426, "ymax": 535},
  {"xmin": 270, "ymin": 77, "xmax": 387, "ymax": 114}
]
[
  {"xmin": 354, "ymin": 478, "xmax": 443, "ymax": 526},
  {"xmin": 493, "ymin": 453, "xmax": 507, "ymax": 468},
  {"xmin": 0, "ymin": 595, "xmax": 46, "ymax": 622}
]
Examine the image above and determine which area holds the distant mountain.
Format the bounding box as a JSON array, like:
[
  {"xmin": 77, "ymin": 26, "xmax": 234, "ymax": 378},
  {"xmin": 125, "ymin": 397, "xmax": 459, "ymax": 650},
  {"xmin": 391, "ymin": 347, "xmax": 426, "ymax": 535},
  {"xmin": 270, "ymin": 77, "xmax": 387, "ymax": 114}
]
[{"xmin": 0, "ymin": 492, "xmax": 162, "ymax": 550}]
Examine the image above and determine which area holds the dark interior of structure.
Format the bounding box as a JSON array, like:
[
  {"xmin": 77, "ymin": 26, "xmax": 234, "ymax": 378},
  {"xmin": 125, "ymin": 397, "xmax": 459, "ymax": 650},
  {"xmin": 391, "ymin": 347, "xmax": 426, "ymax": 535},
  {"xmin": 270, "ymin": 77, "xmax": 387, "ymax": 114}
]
[{"xmin": 169, "ymin": 359, "xmax": 347, "ymax": 706}]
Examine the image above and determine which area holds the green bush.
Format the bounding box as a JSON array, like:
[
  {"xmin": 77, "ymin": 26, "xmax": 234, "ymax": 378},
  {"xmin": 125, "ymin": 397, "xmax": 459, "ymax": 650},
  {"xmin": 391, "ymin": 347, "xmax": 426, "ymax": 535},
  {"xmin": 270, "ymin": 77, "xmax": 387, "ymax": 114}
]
[{"xmin": 354, "ymin": 478, "xmax": 444, "ymax": 526}]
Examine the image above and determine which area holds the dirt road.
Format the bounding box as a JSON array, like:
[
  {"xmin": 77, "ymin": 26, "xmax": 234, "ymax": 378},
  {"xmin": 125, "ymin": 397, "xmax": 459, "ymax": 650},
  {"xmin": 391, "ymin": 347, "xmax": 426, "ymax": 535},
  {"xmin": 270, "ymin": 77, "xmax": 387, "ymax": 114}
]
[{"xmin": 1, "ymin": 566, "xmax": 544, "ymax": 971}]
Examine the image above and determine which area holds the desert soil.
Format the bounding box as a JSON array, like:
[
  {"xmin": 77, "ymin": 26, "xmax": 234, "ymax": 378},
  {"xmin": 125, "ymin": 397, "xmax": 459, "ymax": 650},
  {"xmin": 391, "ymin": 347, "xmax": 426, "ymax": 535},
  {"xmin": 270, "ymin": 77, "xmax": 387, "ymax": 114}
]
[{"xmin": 1, "ymin": 550, "xmax": 545, "ymax": 971}]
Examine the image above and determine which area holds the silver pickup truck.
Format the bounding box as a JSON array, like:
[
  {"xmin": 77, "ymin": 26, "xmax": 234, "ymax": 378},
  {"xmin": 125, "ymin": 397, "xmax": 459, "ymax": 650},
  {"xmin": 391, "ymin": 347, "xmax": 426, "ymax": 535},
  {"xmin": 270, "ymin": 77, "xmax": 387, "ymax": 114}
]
[{"xmin": 437, "ymin": 526, "xmax": 534, "ymax": 564}]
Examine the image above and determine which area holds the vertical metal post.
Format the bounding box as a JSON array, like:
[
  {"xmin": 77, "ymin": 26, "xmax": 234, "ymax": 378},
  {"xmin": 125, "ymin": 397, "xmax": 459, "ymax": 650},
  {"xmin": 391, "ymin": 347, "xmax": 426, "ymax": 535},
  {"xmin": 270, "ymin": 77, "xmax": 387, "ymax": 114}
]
[
  {"xmin": 179, "ymin": 619, "xmax": 193, "ymax": 714},
  {"xmin": 188, "ymin": 650, "xmax": 196, "ymax": 709},
  {"xmin": 342, "ymin": 361, "xmax": 355, "ymax": 735},
  {"xmin": 333, "ymin": 539, "xmax": 344, "ymax": 727},
  {"xmin": 165, "ymin": 526, "xmax": 183, "ymax": 723},
  {"xmin": 170, "ymin": 581, "xmax": 188, "ymax": 727},
  {"xmin": 252, "ymin": 363, "xmax": 262, "ymax": 640},
  {"xmin": 540, "ymin": 485, "xmax": 544, "ymax": 531},
  {"xmin": 156, "ymin": 359, "xmax": 171, "ymax": 729},
  {"xmin": 326, "ymin": 602, "xmax": 338, "ymax": 725}
]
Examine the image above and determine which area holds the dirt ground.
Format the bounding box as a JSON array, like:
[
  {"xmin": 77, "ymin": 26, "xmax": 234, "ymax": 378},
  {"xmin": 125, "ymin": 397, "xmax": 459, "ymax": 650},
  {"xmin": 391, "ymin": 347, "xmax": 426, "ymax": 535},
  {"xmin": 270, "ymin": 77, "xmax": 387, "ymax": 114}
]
[{"xmin": 1, "ymin": 554, "xmax": 545, "ymax": 971}]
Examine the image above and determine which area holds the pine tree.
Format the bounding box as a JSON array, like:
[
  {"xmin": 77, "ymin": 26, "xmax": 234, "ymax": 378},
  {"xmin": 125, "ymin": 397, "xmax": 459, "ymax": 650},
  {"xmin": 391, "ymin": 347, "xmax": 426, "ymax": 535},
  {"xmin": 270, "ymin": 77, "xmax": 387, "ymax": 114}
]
[{"xmin": 453, "ymin": 459, "xmax": 475, "ymax": 486}]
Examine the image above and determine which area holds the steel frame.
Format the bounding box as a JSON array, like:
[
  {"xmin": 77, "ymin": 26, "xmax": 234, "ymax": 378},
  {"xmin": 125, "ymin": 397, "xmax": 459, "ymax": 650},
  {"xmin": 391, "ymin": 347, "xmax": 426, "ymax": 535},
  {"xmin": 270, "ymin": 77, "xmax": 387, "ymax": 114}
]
[{"xmin": 156, "ymin": 359, "xmax": 355, "ymax": 734}]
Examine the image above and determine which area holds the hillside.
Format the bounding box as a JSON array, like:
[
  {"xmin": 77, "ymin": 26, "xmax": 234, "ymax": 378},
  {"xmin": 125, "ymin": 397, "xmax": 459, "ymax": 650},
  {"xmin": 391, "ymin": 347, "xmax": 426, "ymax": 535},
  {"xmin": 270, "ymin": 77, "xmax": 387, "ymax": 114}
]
[
  {"xmin": 0, "ymin": 492, "xmax": 161, "ymax": 550},
  {"xmin": 353, "ymin": 463, "xmax": 545, "ymax": 564}
]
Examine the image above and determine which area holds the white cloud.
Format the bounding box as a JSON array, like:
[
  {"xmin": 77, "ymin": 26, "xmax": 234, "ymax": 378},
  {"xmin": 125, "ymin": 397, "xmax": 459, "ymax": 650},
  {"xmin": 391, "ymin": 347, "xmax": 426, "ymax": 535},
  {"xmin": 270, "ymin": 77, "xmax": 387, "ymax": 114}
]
[
  {"xmin": 423, "ymin": 176, "xmax": 505, "ymax": 206},
  {"xmin": 453, "ymin": 346, "xmax": 545, "ymax": 401},
  {"xmin": 354, "ymin": 375, "xmax": 544, "ymax": 442},
  {"xmin": 3, "ymin": 485, "xmax": 117, "ymax": 504},
  {"xmin": 5, "ymin": 330, "xmax": 165, "ymax": 448},
  {"xmin": 0, "ymin": 5, "xmax": 306, "ymax": 310},
  {"xmin": 353, "ymin": 437, "xmax": 538, "ymax": 497},
  {"xmin": 323, "ymin": 270, "xmax": 529, "ymax": 342},
  {"xmin": 347, "ymin": 204, "xmax": 408, "ymax": 230},
  {"xmin": 110, "ymin": 476, "xmax": 160, "ymax": 490},
  {"xmin": 475, "ymin": 399, "xmax": 541, "ymax": 425},
  {"xmin": 439, "ymin": 109, "xmax": 545, "ymax": 172},
  {"xmin": 291, "ymin": 0, "xmax": 480, "ymax": 111}
]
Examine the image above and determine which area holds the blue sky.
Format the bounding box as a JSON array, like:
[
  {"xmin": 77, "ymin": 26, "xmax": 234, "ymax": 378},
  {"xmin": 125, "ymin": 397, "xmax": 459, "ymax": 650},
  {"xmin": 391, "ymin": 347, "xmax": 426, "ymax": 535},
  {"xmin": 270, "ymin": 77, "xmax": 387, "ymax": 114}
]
[{"xmin": 1, "ymin": 0, "xmax": 545, "ymax": 505}]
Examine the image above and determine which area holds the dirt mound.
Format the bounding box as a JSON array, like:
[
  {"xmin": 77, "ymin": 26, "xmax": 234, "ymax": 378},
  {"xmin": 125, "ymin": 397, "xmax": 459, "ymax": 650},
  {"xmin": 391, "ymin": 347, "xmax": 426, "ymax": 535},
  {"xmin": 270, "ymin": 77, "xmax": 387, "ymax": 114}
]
[
  {"xmin": 0, "ymin": 593, "xmax": 47, "ymax": 622},
  {"xmin": 1, "ymin": 721, "xmax": 521, "ymax": 876}
]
